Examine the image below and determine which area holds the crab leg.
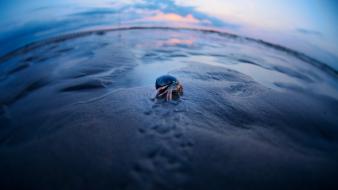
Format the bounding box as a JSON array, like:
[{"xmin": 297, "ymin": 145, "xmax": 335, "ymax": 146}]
[
  {"xmin": 167, "ymin": 90, "xmax": 171, "ymax": 101},
  {"xmin": 155, "ymin": 82, "xmax": 182, "ymax": 101},
  {"xmin": 169, "ymin": 88, "xmax": 173, "ymax": 100},
  {"xmin": 166, "ymin": 86, "xmax": 173, "ymax": 101},
  {"xmin": 158, "ymin": 89, "xmax": 168, "ymax": 97},
  {"xmin": 156, "ymin": 85, "xmax": 169, "ymax": 98}
]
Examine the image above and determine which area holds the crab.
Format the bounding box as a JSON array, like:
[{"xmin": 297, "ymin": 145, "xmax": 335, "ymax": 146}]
[{"xmin": 155, "ymin": 75, "xmax": 183, "ymax": 101}]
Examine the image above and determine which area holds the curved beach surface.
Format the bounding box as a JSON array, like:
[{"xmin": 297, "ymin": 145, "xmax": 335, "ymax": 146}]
[{"xmin": 0, "ymin": 27, "xmax": 338, "ymax": 190}]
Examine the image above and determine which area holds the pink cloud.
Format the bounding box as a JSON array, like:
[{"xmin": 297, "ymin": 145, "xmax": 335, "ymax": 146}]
[
  {"xmin": 124, "ymin": 10, "xmax": 212, "ymax": 27},
  {"xmin": 147, "ymin": 12, "xmax": 200, "ymax": 24}
]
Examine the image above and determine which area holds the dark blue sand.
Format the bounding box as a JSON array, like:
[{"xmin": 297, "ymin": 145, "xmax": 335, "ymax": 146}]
[{"xmin": 0, "ymin": 27, "xmax": 338, "ymax": 190}]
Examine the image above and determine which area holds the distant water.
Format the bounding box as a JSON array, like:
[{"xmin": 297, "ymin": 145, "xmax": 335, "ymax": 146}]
[
  {"xmin": 1, "ymin": 0, "xmax": 338, "ymax": 71},
  {"xmin": 0, "ymin": 27, "xmax": 337, "ymax": 190}
]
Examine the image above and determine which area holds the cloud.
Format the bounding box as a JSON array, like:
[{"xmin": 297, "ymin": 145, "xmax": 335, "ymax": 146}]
[
  {"xmin": 297, "ymin": 28, "xmax": 322, "ymax": 37},
  {"xmin": 144, "ymin": 12, "xmax": 200, "ymax": 24},
  {"xmin": 131, "ymin": 0, "xmax": 238, "ymax": 28},
  {"xmin": 148, "ymin": 12, "xmax": 199, "ymax": 23}
]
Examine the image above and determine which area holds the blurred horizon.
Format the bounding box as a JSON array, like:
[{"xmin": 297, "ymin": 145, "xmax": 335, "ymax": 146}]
[{"xmin": 1, "ymin": 0, "xmax": 337, "ymax": 69}]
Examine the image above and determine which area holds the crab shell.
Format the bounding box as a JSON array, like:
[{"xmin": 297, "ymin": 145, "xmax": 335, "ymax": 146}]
[{"xmin": 155, "ymin": 75, "xmax": 178, "ymax": 89}]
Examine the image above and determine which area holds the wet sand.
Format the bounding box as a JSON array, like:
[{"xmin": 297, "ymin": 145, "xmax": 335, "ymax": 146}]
[{"xmin": 0, "ymin": 28, "xmax": 338, "ymax": 190}]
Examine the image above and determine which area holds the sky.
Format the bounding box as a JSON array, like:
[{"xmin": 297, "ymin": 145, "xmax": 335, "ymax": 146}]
[
  {"xmin": 0, "ymin": 0, "xmax": 337, "ymax": 68},
  {"xmin": 175, "ymin": 0, "xmax": 338, "ymax": 57}
]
